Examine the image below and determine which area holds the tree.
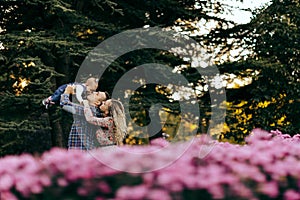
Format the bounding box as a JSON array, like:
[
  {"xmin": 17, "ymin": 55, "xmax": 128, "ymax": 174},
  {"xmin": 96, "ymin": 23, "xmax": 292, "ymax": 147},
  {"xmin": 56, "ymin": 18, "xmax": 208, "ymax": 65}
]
[
  {"xmin": 204, "ymin": 0, "xmax": 300, "ymax": 142},
  {"xmin": 0, "ymin": 0, "xmax": 245, "ymax": 155},
  {"xmin": 0, "ymin": 0, "xmax": 120, "ymax": 155}
]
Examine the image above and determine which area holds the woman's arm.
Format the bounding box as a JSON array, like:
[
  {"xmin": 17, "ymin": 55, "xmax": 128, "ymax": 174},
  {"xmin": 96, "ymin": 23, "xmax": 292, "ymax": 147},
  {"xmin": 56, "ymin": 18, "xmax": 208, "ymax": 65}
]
[{"xmin": 83, "ymin": 100, "xmax": 113, "ymax": 127}]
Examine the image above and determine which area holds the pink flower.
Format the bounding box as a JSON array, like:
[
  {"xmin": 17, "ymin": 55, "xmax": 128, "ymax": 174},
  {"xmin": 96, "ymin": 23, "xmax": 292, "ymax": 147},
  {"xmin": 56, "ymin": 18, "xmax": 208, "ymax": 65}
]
[
  {"xmin": 145, "ymin": 189, "xmax": 172, "ymax": 200},
  {"xmin": 284, "ymin": 190, "xmax": 300, "ymax": 200},
  {"xmin": 142, "ymin": 173, "xmax": 155, "ymax": 186},
  {"xmin": 0, "ymin": 191, "xmax": 18, "ymax": 200},
  {"xmin": 98, "ymin": 181, "xmax": 111, "ymax": 193},
  {"xmin": 39, "ymin": 174, "xmax": 51, "ymax": 187},
  {"xmin": 246, "ymin": 128, "xmax": 272, "ymax": 143},
  {"xmin": 207, "ymin": 184, "xmax": 225, "ymax": 199},
  {"xmin": 57, "ymin": 178, "xmax": 68, "ymax": 187},
  {"xmin": 0, "ymin": 128, "xmax": 299, "ymax": 199},
  {"xmin": 150, "ymin": 138, "xmax": 169, "ymax": 147},
  {"xmin": 116, "ymin": 185, "xmax": 148, "ymax": 199},
  {"xmin": 30, "ymin": 183, "xmax": 43, "ymax": 194},
  {"xmin": 258, "ymin": 181, "xmax": 278, "ymax": 198},
  {"xmin": 281, "ymin": 134, "xmax": 292, "ymax": 139},
  {"xmin": 0, "ymin": 156, "xmax": 20, "ymax": 174},
  {"xmin": 270, "ymin": 129, "xmax": 282, "ymax": 136},
  {"xmin": 0, "ymin": 174, "xmax": 14, "ymax": 191},
  {"xmin": 77, "ymin": 187, "xmax": 89, "ymax": 196},
  {"xmin": 292, "ymin": 134, "xmax": 300, "ymax": 142}
]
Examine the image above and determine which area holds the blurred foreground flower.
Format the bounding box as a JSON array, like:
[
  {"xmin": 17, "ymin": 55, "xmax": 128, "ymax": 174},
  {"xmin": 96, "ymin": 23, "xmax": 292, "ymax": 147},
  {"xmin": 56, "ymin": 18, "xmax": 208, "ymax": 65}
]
[{"xmin": 0, "ymin": 129, "xmax": 299, "ymax": 199}]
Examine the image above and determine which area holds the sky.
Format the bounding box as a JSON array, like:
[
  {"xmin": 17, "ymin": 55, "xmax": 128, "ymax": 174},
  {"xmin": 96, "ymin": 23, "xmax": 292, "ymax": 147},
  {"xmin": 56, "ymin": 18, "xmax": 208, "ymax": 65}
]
[{"xmin": 221, "ymin": 0, "xmax": 271, "ymax": 24}]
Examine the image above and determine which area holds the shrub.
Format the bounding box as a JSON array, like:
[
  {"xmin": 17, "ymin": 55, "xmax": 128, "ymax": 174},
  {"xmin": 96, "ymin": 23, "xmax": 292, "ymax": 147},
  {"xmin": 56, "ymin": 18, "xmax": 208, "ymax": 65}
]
[{"xmin": 0, "ymin": 129, "xmax": 300, "ymax": 199}]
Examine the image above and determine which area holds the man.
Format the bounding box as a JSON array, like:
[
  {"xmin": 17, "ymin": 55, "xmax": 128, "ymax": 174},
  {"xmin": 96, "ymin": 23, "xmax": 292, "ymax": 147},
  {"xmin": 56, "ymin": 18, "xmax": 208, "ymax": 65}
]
[{"xmin": 60, "ymin": 85, "xmax": 110, "ymax": 150}]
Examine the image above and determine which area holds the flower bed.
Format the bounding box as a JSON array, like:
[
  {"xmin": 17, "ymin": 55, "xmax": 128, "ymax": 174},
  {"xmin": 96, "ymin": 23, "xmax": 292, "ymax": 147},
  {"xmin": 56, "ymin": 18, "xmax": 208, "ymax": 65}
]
[{"xmin": 0, "ymin": 129, "xmax": 300, "ymax": 200}]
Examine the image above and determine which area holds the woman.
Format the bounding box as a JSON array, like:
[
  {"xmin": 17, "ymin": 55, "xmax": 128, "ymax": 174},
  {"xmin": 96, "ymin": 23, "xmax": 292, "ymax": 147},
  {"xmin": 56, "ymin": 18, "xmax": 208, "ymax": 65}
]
[{"xmin": 82, "ymin": 98, "xmax": 127, "ymax": 146}]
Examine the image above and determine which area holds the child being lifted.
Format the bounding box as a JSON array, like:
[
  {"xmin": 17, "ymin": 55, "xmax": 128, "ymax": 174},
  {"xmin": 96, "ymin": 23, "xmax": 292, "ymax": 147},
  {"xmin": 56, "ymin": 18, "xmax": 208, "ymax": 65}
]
[{"xmin": 42, "ymin": 77, "xmax": 98, "ymax": 109}]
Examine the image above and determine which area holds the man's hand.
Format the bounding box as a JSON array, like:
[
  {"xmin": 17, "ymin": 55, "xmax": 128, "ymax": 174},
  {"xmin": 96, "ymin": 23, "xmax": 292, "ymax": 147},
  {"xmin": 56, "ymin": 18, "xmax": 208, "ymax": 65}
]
[
  {"xmin": 82, "ymin": 100, "xmax": 89, "ymax": 107},
  {"xmin": 64, "ymin": 85, "xmax": 75, "ymax": 94}
]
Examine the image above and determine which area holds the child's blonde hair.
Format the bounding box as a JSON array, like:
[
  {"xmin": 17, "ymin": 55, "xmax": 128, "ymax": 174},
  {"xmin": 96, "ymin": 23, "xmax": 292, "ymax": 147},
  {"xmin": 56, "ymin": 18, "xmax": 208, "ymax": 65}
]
[{"xmin": 85, "ymin": 77, "xmax": 98, "ymax": 91}]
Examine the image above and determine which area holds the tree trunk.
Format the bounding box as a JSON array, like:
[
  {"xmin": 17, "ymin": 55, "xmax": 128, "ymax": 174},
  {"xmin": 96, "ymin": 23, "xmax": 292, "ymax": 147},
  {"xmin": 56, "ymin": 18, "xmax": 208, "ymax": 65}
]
[{"xmin": 50, "ymin": 117, "xmax": 64, "ymax": 147}]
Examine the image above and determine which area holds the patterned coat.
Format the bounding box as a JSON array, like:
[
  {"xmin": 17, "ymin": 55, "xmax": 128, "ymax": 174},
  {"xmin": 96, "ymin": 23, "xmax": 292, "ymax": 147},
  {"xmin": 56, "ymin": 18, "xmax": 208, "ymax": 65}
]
[
  {"xmin": 83, "ymin": 104, "xmax": 116, "ymax": 146},
  {"xmin": 61, "ymin": 94, "xmax": 100, "ymax": 150}
]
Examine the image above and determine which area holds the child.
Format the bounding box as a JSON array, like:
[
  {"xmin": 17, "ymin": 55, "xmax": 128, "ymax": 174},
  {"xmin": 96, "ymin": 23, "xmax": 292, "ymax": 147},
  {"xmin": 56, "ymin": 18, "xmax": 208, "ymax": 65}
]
[{"xmin": 42, "ymin": 77, "xmax": 98, "ymax": 109}]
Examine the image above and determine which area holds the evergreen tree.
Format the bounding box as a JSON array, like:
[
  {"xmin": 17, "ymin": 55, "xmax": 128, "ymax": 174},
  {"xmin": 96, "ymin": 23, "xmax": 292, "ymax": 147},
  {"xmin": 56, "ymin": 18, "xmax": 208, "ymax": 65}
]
[
  {"xmin": 0, "ymin": 0, "xmax": 245, "ymax": 155},
  {"xmin": 205, "ymin": 0, "xmax": 300, "ymax": 142}
]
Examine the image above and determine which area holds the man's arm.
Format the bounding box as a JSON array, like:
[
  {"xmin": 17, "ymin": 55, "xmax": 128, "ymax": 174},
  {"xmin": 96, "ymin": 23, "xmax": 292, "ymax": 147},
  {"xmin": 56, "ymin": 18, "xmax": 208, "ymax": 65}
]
[
  {"xmin": 62, "ymin": 105, "xmax": 76, "ymax": 114},
  {"xmin": 60, "ymin": 93, "xmax": 84, "ymax": 116}
]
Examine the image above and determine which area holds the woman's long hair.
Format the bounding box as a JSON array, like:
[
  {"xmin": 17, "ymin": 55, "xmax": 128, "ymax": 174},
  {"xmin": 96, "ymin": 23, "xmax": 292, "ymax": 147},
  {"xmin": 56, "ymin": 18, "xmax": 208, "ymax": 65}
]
[{"xmin": 109, "ymin": 99, "xmax": 127, "ymax": 145}]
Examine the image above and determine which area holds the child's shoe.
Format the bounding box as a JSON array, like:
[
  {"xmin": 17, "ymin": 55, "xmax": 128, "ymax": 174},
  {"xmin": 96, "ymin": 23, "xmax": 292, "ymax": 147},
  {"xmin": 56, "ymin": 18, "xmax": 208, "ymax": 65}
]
[{"xmin": 42, "ymin": 97, "xmax": 52, "ymax": 109}]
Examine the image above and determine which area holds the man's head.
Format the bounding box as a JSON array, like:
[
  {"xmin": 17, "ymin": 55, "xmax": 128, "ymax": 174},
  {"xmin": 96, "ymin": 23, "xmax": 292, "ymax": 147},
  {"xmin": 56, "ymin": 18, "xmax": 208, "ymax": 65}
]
[{"xmin": 86, "ymin": 91, "xmax": 110, "ymax": 106}]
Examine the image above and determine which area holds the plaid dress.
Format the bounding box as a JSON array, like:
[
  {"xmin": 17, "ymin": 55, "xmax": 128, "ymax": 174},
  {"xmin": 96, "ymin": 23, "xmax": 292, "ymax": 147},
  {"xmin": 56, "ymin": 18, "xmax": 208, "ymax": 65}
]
[{"xmin": 61, "ymin": 94, "xmax": 100, "ymax": 150}]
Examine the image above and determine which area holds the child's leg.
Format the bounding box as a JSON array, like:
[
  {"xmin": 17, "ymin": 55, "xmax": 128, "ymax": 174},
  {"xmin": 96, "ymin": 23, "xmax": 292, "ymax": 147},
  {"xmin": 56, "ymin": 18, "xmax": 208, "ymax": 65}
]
[{"xmin": 50, "ymin": 84, "xmax": 69, "ymax": 104}]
